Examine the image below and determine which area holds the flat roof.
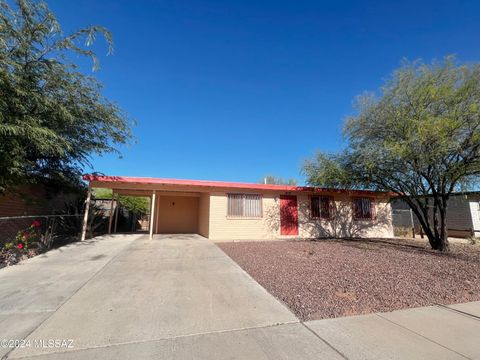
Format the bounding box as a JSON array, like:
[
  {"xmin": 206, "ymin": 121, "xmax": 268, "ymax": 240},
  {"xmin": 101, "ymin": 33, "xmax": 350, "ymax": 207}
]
[{"xmin": 83, "ymin": 174, "xmax": 390, "ymax": 196}]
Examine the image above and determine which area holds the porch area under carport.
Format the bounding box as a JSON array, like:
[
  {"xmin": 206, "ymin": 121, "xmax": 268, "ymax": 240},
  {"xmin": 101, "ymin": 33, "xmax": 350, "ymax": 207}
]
[{"xmin": 152, "ymin": 190, "xmax": 210, "ymax": 237}]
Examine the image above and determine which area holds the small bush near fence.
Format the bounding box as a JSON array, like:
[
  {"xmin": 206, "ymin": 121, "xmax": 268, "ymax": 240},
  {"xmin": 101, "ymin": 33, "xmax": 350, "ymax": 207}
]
[
  {"xmin": 394, "ymin": 226, "xmax": 413, "ymax": 238},
  {"xmin": 0, "ymin": 215, "xmax": 83, "ymax": 267},
  {"xmin": 0, "ymin": 200, "xmax": 109, "ymax": 268}
]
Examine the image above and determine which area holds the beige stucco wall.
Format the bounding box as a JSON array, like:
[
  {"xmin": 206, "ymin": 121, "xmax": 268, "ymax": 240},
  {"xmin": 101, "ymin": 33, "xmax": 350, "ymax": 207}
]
[
  {"xmin": 208, "ymin": 192, "xmax": 277, "ymax": 240},
  {"xmin": 156, "ymin": 195, "xmax": 199, "ymax": 234},
  {"xmin": 208, "ymin": 191, "xmax": 393, "ymax": 241},
  {"xmin": 198, "ymin": 193, "xmax": 210, "ymax": 237},
  {"xmin": 297, "ymin": 193, "xmax": 394, "ymax": 239}
]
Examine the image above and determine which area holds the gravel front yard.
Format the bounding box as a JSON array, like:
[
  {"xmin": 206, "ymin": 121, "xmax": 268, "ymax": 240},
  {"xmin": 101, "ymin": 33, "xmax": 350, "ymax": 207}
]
[{"xmin": 218, "ymin": 239, "xmax": 480, "ymax": 321}]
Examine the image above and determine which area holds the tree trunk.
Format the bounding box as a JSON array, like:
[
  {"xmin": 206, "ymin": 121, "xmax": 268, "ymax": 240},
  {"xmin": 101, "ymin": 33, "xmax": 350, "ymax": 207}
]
[
  {"xmin": 429, "ymin": 233, "xmax": 449, "ymax": 251},
  {"xmin": 438, "ymin": 201, "xmax": 449, "ymax": 251},
  {"xmin": 428, "ymin": 205, "xmax": 449, "ymax": 251},
  {"xmin": 405, "ymin": 197, "xmax": 449, "ymax": 251},
  {"xmin": 432, "ymin": 197, "xmax": 440, "ymax": 240},
  {"xmin": 426, "ymin": 231, "xmax": 439, "ymax": 250},
  {"xmin": 410, "ymin": 205, "xmax": 437, "ymax": 248}
]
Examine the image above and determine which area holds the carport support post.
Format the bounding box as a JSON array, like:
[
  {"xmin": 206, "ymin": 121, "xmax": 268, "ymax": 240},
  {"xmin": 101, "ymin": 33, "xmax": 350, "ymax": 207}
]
[
  {"xmin": 80, "ymin": 184, "xmax": 92, "ymax": 241},
  {"xmin": 149, "ymin": 190, "xmax": 156, "ymax": 239},
  {"xmin": 108, "ymin": 191, "xmax": 115, "ymax": 234},
  {"xmin": 114, "ymin": 200, "xmax": 119, "ymax": 233}
]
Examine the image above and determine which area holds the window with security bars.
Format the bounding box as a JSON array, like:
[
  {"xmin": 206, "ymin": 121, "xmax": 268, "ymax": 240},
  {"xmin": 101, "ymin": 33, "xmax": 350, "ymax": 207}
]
[
  {"xmin": 311, "ymin": 196, "xmax": 333, "ymax": 219},
  {"xmin": 353, "ymin": 197, "xmax": 374, "ymax": 220},
  {"xmin": 227, "ymin": 194, "xmax": 262, "ymax": 217}
]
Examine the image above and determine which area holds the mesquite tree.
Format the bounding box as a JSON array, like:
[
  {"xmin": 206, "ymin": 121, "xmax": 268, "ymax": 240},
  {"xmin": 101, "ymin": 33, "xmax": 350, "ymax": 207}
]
[
  {"xmin": 304, "ymin": 57, "xmax": 480, "ymax": 251},
  {"xmin": 0, "ymin": 0, "xmax": 133, "ymax": 193}
]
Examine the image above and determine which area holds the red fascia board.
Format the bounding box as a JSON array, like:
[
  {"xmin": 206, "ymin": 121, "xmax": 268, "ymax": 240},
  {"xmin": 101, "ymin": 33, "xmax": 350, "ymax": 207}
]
[
  {"xmin": 82, "ymin": 175, "xmax": 390, "ymax": 196},
  {"xmin": 83, "ymin": 175, "xmax": 302, "ymax": 191}
]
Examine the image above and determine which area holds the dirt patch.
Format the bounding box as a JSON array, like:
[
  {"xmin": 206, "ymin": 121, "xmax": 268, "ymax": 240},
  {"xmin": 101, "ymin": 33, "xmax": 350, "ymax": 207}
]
[
  {"xmin": 217, "ymin": 238, "xmax": 480, "ymax": 321},
  {"xmin": 0, "ymin": 248, "xmax": 42, "ymax": 269}
]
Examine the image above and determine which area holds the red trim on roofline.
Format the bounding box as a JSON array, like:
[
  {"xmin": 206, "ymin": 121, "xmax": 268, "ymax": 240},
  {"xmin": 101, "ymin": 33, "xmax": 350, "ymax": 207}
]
[{"xmin": 82, "ymin": 175, "xmax": 391, "ymax": 196}]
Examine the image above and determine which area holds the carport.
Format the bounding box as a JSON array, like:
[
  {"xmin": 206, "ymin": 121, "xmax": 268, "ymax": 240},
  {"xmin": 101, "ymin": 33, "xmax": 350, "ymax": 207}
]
[{"xmin": 81, "ymin": 176, "xmax": 210, "ymax": 240}]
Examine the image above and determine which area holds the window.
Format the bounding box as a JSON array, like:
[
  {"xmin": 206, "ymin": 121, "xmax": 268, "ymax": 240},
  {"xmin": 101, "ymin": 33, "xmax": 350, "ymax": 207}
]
[
  {"xmin": 353, "ymin": 197, "xmax": 374, "ymax": 220},
  {"xmin": 311, "ymin": 196, "xmax": 332, "ymax": 219},
  {"xmin": 227, "ymin": 194, "xmax": 262, "ymax": 217}
]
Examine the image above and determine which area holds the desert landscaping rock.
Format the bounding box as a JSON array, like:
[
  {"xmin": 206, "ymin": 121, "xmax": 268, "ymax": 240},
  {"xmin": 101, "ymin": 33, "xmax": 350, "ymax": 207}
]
[{"xmin": 218, "ymin": 238, "xmax": 480, "ymax": 321}]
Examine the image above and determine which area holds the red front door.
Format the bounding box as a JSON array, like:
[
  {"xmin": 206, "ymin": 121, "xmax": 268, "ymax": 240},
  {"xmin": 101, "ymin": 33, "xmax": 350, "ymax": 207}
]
[{"xmin": 280, "ymin": 195, "xmax": 299, "ymax": 235}]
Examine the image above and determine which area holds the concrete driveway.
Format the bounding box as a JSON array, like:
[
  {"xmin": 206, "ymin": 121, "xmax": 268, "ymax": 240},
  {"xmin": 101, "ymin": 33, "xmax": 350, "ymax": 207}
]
[
  {"xmin": 0, "ymin": 234, "xmax": 340, "ymax": 359},
  {"xmin": 1, "ymin": 234, "xmax": 480, "ymax": 359}
]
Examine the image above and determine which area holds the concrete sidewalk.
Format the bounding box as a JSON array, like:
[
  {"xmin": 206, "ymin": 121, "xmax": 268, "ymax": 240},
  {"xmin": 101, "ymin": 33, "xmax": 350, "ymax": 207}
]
[
  {"xmin": 306, "ymin": 304, "xmax": 480, "ymax": 359},
  {"xmin": 1, "ymin": 234, "xmax": 479, "ymax": 359}
]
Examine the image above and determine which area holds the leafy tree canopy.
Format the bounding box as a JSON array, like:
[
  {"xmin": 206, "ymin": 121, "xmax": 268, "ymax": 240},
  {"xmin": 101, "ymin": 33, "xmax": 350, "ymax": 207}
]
[
  {"xmin": 0, "ymin": 0, "xmax": 133, "ymax": 193},
  {"xmin": 304, "ymin": 56, "xmax": 480, "ymax": 251},
  {"xmin": 261, "ymin": 175, "xmax": 297, "ymax": 186}
]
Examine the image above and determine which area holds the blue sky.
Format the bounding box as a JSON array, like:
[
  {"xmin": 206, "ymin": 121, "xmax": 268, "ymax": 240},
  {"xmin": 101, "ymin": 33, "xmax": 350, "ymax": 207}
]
[{"xmin": 50, "ymin": 0, "xmax": 480, "ymax": 184}]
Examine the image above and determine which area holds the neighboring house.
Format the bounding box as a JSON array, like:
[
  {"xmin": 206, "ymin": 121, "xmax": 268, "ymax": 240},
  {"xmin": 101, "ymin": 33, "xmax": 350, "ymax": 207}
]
[
  {"xmin": 83, "ymin": 175, "xmax": 394, "ymax": 240},
  {"xmin": 392, "ymin": 192, "xmax": 480, "ymax": 238}
]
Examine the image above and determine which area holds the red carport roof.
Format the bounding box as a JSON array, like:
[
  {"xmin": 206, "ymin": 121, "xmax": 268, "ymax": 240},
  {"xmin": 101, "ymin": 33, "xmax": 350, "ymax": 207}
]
[{"xmin": 83, "ymin": 174, "xmax": 391, "ymax": 196}]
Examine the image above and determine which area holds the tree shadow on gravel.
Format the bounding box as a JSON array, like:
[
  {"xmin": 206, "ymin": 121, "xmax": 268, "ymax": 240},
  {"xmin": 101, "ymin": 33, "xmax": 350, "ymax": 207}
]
[{"xmin": 312, "ymin": 237, "xmax": 480, "ymax": 262}]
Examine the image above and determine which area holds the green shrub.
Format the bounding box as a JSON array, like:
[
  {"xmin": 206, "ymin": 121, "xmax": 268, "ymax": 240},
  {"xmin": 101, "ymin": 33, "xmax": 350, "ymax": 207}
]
[{"xmin": 3, "ymin": 220, "xmax": 41, "ymax": 252}]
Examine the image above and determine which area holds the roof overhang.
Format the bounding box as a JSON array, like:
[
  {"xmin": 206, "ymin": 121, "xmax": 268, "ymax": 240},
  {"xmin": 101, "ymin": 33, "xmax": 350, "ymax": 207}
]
[{"xmin": 83, "ymin": 175, "xmax": 391, "ymax": 197}]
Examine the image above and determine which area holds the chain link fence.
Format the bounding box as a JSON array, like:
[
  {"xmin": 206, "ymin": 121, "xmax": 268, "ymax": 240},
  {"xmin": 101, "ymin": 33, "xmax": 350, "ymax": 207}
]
[
  {"xmin": 0, "ymin": 196, "xmax": 151, "ymax": 251},
  {"xmin": 392, "ymin": 209, "xmax": 416, "ymax": 238},
  {"xmin": 0, "ymin": 214, "xmax": 83, "ymax": 249}
]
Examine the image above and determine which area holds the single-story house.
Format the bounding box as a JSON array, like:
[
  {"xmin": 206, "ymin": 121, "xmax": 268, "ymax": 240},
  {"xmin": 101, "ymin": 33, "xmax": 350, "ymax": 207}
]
[{"xmin": 81, "ymin": 175, "xmax": 394, "ymax": 241}]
